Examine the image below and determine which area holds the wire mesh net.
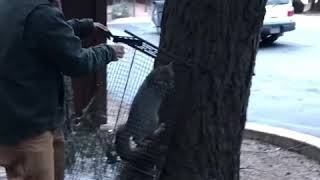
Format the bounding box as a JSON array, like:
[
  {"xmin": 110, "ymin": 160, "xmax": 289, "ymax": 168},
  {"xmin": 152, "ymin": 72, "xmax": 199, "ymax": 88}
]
[
  {"xmin": 65, "ymin": 43, "xmax": 156, "ymax": 180},
  {"xmin": 107, "ymin": 46, "xmax": 155, "ymax": 128}
]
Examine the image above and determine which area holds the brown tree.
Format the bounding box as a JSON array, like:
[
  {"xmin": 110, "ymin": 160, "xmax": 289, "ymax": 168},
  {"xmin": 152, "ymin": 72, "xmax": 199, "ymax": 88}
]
[{"xmin": 154, "ymin": 0, "xmax": 267, "ymax": 179}]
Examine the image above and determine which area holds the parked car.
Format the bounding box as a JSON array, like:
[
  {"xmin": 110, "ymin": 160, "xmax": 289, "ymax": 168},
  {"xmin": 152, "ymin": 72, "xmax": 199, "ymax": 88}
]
[
  {"xmin": 262, "ymin": 0, "xmax": 296, "ymax": 44},
  {"xmin": 152, "ymin": 0, "xmax": 296, "ymax": 44}
]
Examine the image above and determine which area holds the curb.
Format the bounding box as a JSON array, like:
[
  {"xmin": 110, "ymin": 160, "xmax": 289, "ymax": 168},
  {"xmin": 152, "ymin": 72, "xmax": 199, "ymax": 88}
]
[{"xmin": 244, "ymin": 122, "xmax": 320, "ymax": 163}]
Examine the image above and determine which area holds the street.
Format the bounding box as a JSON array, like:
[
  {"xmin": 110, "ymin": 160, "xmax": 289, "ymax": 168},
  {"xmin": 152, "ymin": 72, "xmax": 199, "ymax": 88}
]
[
  {"xmin": 108, "ymin": 14, "xmax": 320, "ymax": 137},
  {"xmin": 250, "ymin": 14, "xmax": 320, "ymax": 137}
]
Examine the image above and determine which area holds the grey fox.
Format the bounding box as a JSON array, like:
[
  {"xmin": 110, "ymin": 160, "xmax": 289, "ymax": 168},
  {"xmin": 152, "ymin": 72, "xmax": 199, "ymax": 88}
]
[{"xmin": 115, "ymin": 62, "xmax": 174, "ymax": 167}]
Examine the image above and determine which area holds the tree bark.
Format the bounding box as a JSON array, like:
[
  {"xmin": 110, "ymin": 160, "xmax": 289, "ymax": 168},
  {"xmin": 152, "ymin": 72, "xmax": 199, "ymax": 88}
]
[{"xmin": 154, "ymin": 0, "xmax": 267, "ymax": 179}]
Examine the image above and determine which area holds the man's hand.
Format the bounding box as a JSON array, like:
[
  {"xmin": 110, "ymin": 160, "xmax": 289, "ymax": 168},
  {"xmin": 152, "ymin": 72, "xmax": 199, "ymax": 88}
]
[
  {"xmin": 94, "ymin": 22, "xmax": 109, "ymax": 32},
  {"xmin": 93, "ymin": 22, "xmax": 112, "ymax": 39},
  {"xmin": 93, "ymin": 23, "xmax": 125, "ymax": 59},
  {"xmin": 110, "ymin": 44, "xmax": 125, "ymax": 59}
]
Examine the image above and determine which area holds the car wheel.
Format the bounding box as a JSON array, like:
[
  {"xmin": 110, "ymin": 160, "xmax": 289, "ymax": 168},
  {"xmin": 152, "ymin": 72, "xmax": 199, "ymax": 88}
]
[
  {"xmin": 293, "ymin": 0, "xmax": 312, "ymax": 13},
  {"xmin": 260, "ymin": 35, "xmax": 280, "ymax": 45}
]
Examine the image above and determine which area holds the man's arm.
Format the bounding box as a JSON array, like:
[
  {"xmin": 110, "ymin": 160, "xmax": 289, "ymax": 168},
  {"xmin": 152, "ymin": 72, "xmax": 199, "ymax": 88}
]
[
  {"xmin": 67, "ymin": 18, "xmax": 94, "ymax": 39},
  {"xmin": 50, "ymin": 0, "xmax": 96, "ymax": 39},
  {"xmin": 24, "ymin": 5, "xmax": 117, "ymax": 77}
]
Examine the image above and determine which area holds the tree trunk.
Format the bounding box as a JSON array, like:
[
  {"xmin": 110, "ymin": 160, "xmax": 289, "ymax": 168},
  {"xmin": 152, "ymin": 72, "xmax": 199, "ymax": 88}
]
[{"xmin": 154, "ymin": 0, "xmax": 267, "ymax": 179}]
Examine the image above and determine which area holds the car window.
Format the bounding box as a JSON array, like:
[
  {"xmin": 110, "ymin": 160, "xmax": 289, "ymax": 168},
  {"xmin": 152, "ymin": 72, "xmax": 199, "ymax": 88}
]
[{"xmin": 267, "ymin": 0, "xmax": 289, "ymax": 5}]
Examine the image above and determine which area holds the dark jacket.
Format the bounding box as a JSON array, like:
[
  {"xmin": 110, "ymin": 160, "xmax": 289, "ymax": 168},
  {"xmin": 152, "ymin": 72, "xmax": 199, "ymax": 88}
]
[{"xmin": 0, "ymin": 0, "xmax": 116, "ymax": 145}]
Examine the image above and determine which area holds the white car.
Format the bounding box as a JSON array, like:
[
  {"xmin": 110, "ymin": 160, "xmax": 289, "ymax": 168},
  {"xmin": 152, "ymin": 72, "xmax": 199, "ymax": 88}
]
[
  {"xmin": 261, "ymin": 0, "xmax": 296, "ymax": 44},
  {"xmin": 152, "ymin": 0, "xmax": 296, "ymax": 44}
]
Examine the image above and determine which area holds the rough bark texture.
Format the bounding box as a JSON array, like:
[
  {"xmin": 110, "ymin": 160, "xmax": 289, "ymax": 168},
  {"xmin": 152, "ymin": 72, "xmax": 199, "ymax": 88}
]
[{"xmin": 154, "ymin": 1, "xmax": 267, "ymax": 180}]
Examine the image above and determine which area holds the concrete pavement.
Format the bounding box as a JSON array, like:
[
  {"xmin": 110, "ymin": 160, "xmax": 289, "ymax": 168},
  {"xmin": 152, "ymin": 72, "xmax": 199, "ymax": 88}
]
[{"xmin": 250, "ymin": 14, "xmax": 320, "ymax": 137}]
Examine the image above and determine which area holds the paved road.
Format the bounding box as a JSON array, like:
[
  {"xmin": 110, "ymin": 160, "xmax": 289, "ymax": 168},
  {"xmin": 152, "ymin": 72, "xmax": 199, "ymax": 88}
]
[
  {"xmin": 250, "ymin": 14, "xmax": 320, "ymax": 137},
  {"xmin": 108, "ymin": 14, "xmax": 320, "ymax": 137}
]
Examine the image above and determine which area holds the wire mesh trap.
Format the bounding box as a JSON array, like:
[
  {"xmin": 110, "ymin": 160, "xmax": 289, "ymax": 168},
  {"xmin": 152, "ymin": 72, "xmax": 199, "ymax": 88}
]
[{"xmin": 64, "ymin": 31, "xmax": 159, "ymax": 180}]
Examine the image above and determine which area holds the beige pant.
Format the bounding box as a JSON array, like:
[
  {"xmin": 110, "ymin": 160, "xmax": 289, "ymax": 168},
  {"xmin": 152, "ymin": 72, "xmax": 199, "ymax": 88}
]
[{"xmin": 0, "ymin": 130, "xmax": 65, "ymax": 180}]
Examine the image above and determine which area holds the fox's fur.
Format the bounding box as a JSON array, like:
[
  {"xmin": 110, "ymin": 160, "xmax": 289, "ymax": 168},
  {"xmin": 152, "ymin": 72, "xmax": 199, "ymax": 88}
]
[{"xmin": 115, "ymin": 63, "xmax": 174, "ymax": 166}]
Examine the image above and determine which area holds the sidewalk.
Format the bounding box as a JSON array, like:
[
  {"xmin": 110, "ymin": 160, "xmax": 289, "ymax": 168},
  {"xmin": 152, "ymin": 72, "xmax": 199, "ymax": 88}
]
[
  {"xmin": 107, "ymin": 2, "xmax": 152, "ymax": 22},
  {"xmin": 106, "ymin": 2, "xmax": 160, "ymax": 44},
  {"xmin": 107, "ymin": 17, "xmax": 159, "ymax": 45},
  {"xmin": 2, "ymin": 138, "xmax": 320, "ymax": 180}
]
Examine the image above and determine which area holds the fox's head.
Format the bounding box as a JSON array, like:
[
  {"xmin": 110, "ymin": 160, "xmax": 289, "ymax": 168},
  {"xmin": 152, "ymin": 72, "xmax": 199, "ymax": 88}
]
[{"xmin": 146, "ymin": 62, "xmax": 175, "ymax": 96}]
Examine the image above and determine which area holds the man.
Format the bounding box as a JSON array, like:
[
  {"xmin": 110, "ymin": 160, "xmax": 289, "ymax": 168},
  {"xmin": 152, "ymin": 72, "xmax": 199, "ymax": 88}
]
[{"xmin": 0, "ymin": 0, "xmax": 124, "ymax": 179}]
